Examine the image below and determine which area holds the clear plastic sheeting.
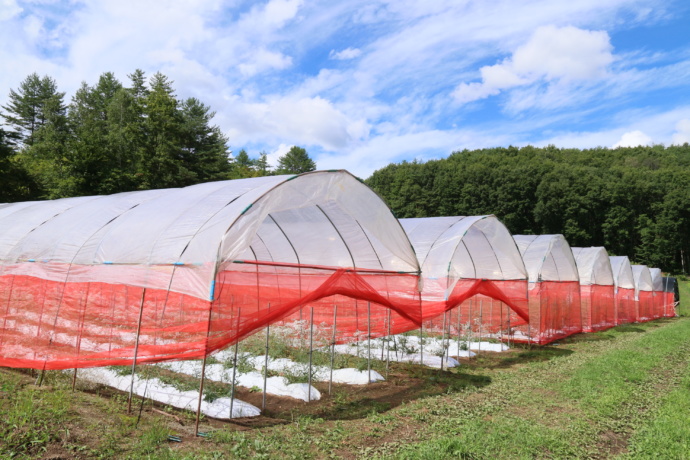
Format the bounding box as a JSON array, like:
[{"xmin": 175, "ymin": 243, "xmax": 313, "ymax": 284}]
[
  {"xmin": 0, "ymin": 171, "xmax": 423, "ymax": 370},
  {"xmin": 649, "ymin": 268, "xmax": 665, "ymax": 319},
  {"xmin": 609, "ymin": 256, "xmax": 636, "ymax": 325},
  {"xmin": 632, "ymin": 265, "xmax": 654, "ymax": 322},
  {"xmin": 662, "ymin": 277, "xmax": 678, "ymax": 318},
  {"xmin": 513, "ymin": 235, "xmax": 581, "ymax": 344},
  {"xmin": 400, "ymin": 216, "xmax": 529, "ymax": 340},
  {"xmin": 571, "ymin": 247, "xmax": 615, "ymax": 332}
]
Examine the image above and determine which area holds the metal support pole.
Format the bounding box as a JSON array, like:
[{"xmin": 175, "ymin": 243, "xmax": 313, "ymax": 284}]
[
  {"xmin": 195, "ymin": 288, "xmax": 216, "ymax": 436},
  {"xmin": 419, "ymin": 322, "xmax": 424, "ymax": 366},
  {"xmin": 386, "ymin": 308, "xmax": 391, "ymax": 379},
  {"xmin": 440, "ymin": 311, "xmax": 447, "ymax": 371},
  {"xmin": 479, "ymin": 300, "xmax": 483, "ymax": 355},
  {"xmin": 367, "ymin": 302, "xmax": 372, "ymax": 384},
  {"xmin": 262, "ymin": 322, "xmax": 270, "ymax": 411},
  {"xmin": 329, "ymin": 305, "xmax": 337, "ymax": 395},
  {"xmin": 445, "ymin": 310, "xmax": 451, "ymax": 364},
  {"xmin": 456, "ymin": 307, "xmax": 461, "ymax": 359},
  {"xmin": 229, "ymin": 308, "xmax": 241, "ymax": 419},
  {"xmin": 468, "ymin": 299, "xmax": 473, "ymax": 359},
  {"xmin": 194, "ymin": 354, "xmax": 208, "ymax": 435},
  {"xmin": 128, "ymin": 289, "xmax": 146, "ymax": 413},
  {"xmin": 308, "ymin": 307, "xmax": 314, "ymax": 401}
]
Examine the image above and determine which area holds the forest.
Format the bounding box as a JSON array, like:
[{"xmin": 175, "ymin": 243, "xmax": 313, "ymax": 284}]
[
  {"xmin": 0, "ymin": 71, "xmax": 315, "ymax": 201},
  {"xmin": 366, "ymin": 144, "xmax": 690, "ymax": 274},
  {"xmin": 1, "ymin": 72, "xmax": 688, "ymax": 274}
]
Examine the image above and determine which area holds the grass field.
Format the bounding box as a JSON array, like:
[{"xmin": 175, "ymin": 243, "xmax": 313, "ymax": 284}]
[{"xmin": 1, "ymin": 280, "xmax": 689, "ymax": 459}]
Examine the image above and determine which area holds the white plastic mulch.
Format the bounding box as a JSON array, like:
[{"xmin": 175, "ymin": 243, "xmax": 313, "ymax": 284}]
[
  {"xmin": 76, "ymin": 367, "xmax": 261, "ymax": 419},
  {"xmin": 161, "ymin": 359, "xmax": 323, "ymax": 402},
  {"xmin": 330, "ymin": 336, "xmax": 508, "ymax": 369}
]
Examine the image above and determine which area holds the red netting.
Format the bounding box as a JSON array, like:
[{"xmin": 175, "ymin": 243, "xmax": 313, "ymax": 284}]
[
  {"xmin": 511, "ymin": 281, "xmax": 582, "ymax": 345},
  {"xmin": 637, "ymin": 291, "xmax": 655, "ymax": 322},
  {"xmin": 419, "ymin": 280, "xmax": 529, "ymax": 340},
  {"xmin": 615, "ymin": 288, "xmax": 636, "ymax": 324},
  {"xmin": 0, "ymin": 264, "xmax": 422, "ymax": 370},
  {"xmin": 651, "ymin": 292, "xmax": 665, "ymax": 320},
  {"xmin": 580, "ymin": 285, "xmax": 616, "ymax": 332},
  {"xmin": 663, "ymin": 291, "xmax": 677, "ymax": 317}
]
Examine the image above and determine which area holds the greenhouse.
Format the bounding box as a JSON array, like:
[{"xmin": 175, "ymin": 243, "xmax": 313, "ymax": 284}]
[
  {"xmin": 0, "ymin": 171, "xmax": 423, "ymax": 371},
  {"xmin": 571, "ymin": 247, "xmax": 615, "ymax": 332},
  {"xmin": 513, "ymin": 235, "xmax": 581, "ymax": 344},
  {"xmin": 609, "ymin": 256, "xmax": 636, "ymax": 324},
  {"xmin": 649, "ymin": 268, "xmax": 665, "ymax": 319},
  {"xmin": 632, "ymin": 265, "xmax": 654, "ymax": 322},
  {"xmin": 399, "ymin": 216, "xmax": 529, "ymax": 340},
  {"xmin": 662, "ymin": 276, "xmax": 679, "ymax": 318}
]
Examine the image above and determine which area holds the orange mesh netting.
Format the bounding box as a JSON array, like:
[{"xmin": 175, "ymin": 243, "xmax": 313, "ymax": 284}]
[
  {"xmin": 511, "ymin": 281, "xmax": 582, "ymax": 345},
  {"xmin": 615, "ymin": 288, "xmax": 636, "ymax": 325},
  {"xmin": 580, "ymin": 284, "xmax": 616, "ymax": 332},
  {"xmin": 663, "ymin": 291, "xmax": 677, "ymax": 318},
  {"xmin": 637, "ymin": 291, "xmax": 655, "ymax": 322},
  {"xmin": 0, "ymin": 264, "xmax": 422, "ymax": 370}
]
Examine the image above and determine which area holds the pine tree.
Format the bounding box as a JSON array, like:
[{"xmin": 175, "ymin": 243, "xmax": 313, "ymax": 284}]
[
  {"xmin": 276, "ymin": 146, "xmax": 316, "ymax": 174},
  {"xmin": 1, "ymin": 73, "xmax": 65, "ymax": 147},
  {"xmin": 179, "ymin": 97, "xmax": 231, "ymax": 183}
]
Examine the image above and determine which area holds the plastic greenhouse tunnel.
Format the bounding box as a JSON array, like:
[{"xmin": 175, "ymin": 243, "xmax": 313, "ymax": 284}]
[
  {"xmin": 0, "ymin": 171, "xmax": 424, "ymax": 371},
  {"xmin": 632, "ymin": 265, "xmax": 655, "ymax": 323},
  {"xmin": 649, "ymin": 267, "xmax": 665, "ymax": 320},
  {"xmin": 609, "ymin": 256, "xmax": 636, "ymax": 325},
  {"xmin": 513, "ymin": 235, "xmax": 582, "ymax": 344},
  {"xmin": 571, "ymin": 247, "xmax": 615, "ymax": 332},
  {"xmin": 400, "ymin": 216, "xmax": 529, "ymax": 344}
]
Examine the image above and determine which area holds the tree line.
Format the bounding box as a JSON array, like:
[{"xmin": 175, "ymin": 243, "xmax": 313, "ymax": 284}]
[
  {"xmin": 366, "ymin": 145, "xmax": 690, "ymax": 274},
  {"xmin": 0, "ymin": 71, "xmax": 316, "ymax": 200}
]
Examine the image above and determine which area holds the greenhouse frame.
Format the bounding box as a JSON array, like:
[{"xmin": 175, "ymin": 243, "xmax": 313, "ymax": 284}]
[
  {"xmin": 0, "ymin": 171, "xmax": 424, "ymax": 371},
  {"xmin": 609, "ymin": 256, "xmax": 636, "ymax": 325},
  {"xmin": 632, "ymin": 265, "xmax": 654, "ymax": 322},
  {"xmin": 400, "ymin": 216, "xmax": 529, "ymax": 339},
  {"xmin": 571, "ymin": 247, "xmax": 615, "ymax": 332},
  {"xmin": 513, "ymin": 235, "xmax": 582, "ymax": 344},
  {"xmin": 649, "ymin": 268, "xmax": 665, "ymax": 319},
  {"xmin": 662, "ymin": 276, "xmax": 679, "ymax": 318}
]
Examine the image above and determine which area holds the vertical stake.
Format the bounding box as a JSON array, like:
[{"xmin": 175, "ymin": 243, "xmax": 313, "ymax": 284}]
[
  {"xmin": 229, "ymin": 308, "xmax": 241, "ymax": 419},
  {"xmin": 367, "ymin": 302, "xmax": 371, "ymax": 384},
  {"xmin": 329, "ymin": 305, "xmax": 337, "ymax": 395},
  {"xmin": 196, "ymin": 285, "xmax": 216, "ymax": 436},
  {"xmin": 468, "ymin": 299, "xmax": 473, "ymax": 360},
  {"xmin": 128, "ymin": 288, "xmax": 146, "ymax": 414},
  {"xmin": 456, "ymin": 307, "xmax": 461, "ymax": 359},
  {"xmin": 500, "ymin": 300, "xmax": 504, "ymax": 345},
  {"xmin": 479, "ymin": 300, "xmax": 483, "ymax": 355},
  {"xmin": 386, "ymin": 308, "xmax": 391, "ymax": 379},
  {"xmin": 36, "ymin": 368, "xmax": 45, "ymax": 386},
  {"xmin": 419, "ymin": 322, "xmax": 424, "ymax": 366},
  {"xmin": 440, "ymin": 311, "xmax": 447, "ymax": 371},
  {"xmin": 195, "ymin": 354, "xmax": 208, "ymax": 436},
  {"xmin": 308, "ymin": 307, "xmax": 314, "ymax": 401},
  {"xmin": 507, "ymin": 307, "xmax": 513, "ymax": 348},
  {"xmin": 262, "ymin": 303, "xmax": 270, "ymax": 411},
  {"xmin": 445, "ymin": 310, "xmax": 451, "ymax": 364}
]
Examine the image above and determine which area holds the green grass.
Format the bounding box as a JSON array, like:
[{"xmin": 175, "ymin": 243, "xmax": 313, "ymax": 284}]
[{"xmin": 0, "ymin": 279, "xmax": 688, "ymax": 459}]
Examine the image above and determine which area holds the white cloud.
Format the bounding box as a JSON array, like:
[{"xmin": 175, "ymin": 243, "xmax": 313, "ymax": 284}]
[
  {"xmin": 329, "ymin": 47, "xmax": 361, "ymax": 60},
  {"xmin": 0, "ymin": 0, "xmax": 22, "ymax": 21},
  {"xmin": 223, "ymin": 95, "xmax": 367, "ymax": 152},
  {"xmin": 0, "ymin": 0, "xmax": 686, "ymax": 182},
  {"xmin": 671, "ymin": 119, "xmax": 690, "ymax": 145},
  {"xmin": 612, "ymin": 130, "xmax": 653, "ymax": 148},
  {"xmin": 238, "ymin": 48, "xmax": 292, "ymax": 77},
  {"xmin": 452, "ymin": 25, "xmax": 613, "ymax": 105}
]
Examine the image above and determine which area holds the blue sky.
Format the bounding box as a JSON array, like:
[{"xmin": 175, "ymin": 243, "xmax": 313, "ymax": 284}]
[{"xmin": 1, "ymin": 0, "xmax": 689, "ymax": 178}]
